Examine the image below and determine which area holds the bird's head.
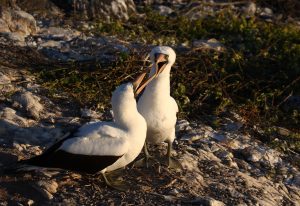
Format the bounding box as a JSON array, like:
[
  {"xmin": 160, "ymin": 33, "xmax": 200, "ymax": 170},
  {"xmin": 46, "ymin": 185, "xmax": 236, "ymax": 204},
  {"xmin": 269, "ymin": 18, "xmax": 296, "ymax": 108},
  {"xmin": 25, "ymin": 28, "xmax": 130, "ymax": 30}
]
[{"xmin": 149, "ymin": 46, "xmax": 176, "ymax": 77}]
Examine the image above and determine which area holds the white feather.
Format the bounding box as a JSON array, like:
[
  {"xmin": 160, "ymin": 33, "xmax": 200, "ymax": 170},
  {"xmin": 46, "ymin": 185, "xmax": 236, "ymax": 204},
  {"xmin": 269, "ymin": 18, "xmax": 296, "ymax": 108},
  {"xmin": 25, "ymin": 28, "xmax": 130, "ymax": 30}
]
[
  {"xmin": 138, "ymin": 46, "xmax": 178, "ymax": 144},
  {"xmin": 59, "ymin": 83, "xmax": 147, "ymax": 172}
]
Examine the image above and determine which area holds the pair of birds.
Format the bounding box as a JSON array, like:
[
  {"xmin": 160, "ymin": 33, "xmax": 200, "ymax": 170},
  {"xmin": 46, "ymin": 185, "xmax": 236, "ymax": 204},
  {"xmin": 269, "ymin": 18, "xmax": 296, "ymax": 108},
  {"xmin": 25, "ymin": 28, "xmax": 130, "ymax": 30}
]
[{"xmin": 8, "ymin": 46, "xmax": 178, "ymax": 190}]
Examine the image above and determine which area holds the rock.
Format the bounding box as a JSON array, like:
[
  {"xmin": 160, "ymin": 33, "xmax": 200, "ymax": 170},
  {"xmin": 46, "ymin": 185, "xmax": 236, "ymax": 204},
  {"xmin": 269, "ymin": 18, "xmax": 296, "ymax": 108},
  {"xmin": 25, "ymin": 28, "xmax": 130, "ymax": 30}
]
[
  {"xmin": 37, "ymin": 180, "xmax": 58, "ymax": 194},
  {"xmin": 155, "ymin": 5, "xmax": 174, "ymax": 16},
  {"xmin": 243, "ymin": 2, "xmax": 256, "ymax": 16},
  {"xmin": 0, "ymin": 107, "xmax": 29, "ymax": 127},
  {"xmin": 192, "ymin": 39, "xmax": 225, "ymax": 52},
  {"xmin": 0, "ymin": 72, "xmax": 11, "ymax": 84},
  {"xmin": 260, "ymin": 7, "xmax": 273, "ymax": 19},
  {"xmin": 275, "ymin": 127, "xmax": 291, "ymax": 136},
  {"xmin": 186, "ymin": 197, "xmax": 225, "ymax": 206},
  {"xmin": 0, "ymin": 8, "xmax": 37, "ymax": 42},
  {"xmin": 51, "ymin": 0, "xmax": 136, "ymax": 21},
  {"xmin": 16, "ymin": 0, "xmax": 64, "ymax": 17},
  {"xmin": 12, "ymin": 91, "xmax": 44, "ymax": 120},
  {"xmin": 241, "ymin": 146, "xmax": 282, "ymax": 168},
  {"xmin": 39, "ymin": 40, "xmax": 62, "ymax": 48},
  {"xmin": 80, "ymin": 108, "xmax": 102, "ymax": 119},
  {"xmin": 223, "ymin": 122, "xmax": 243, "ymax": 132},
  {"xmin": 176, "ymin": 119, "xmax": 190, "ymax": 132},
  {"xmin": 181, "ymin": 133, "xmax": 202, "ymax": 142},
  {"xmin": 27, "ymin": 199, "xmax": 34, "ymax": 206},
  {"xmin": 38, "ymin": 187, "xmax": 53, "ymax": 200},
  {"xmin": 38, "ymin": 26, "xmax": 81, "ymax": 41},
  {"xmin": 13, "ymin": 142, "xmax": 24, "ymax": 151},
  {"xmin": 210, "ymin": 133, "xmax": 227, "ymax": 142}
]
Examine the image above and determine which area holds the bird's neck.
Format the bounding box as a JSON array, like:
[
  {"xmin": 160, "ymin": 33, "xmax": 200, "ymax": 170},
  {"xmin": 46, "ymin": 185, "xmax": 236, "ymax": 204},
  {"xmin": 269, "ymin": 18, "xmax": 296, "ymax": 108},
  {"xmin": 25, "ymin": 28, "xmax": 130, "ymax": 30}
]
[
  {"xmin": 113, "ymin": 102, "xmax": 146, "ymax": 131},
  {"xmin": 146, "ymin": 65, "xmax": 171, "ymax": 96}
]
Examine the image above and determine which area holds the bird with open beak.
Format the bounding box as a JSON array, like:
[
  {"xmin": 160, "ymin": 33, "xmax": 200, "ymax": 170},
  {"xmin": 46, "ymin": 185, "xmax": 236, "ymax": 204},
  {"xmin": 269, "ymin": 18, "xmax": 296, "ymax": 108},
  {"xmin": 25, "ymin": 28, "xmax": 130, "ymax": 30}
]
[
  {"xmin": 137, "ymin": 46, "xmax": 181, "ymax": 169},
  {"xmin": 4, "ymin": 69, "xmax": 158, "ymax": 191}
]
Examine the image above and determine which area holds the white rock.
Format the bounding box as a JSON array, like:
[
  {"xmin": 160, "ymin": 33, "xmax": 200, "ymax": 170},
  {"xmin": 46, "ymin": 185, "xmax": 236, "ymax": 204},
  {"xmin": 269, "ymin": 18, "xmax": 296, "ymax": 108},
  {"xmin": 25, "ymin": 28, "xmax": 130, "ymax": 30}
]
[
  {"xmin": 192, "ymin": 39, "xmax": 225, "ymax": 52},
  {"xmin": 38, "ymin": 27, "xmax": 80, "ymax": 41},
  {"xmin": 27, "ymin": 199, "xmax": 34, "ymax": 206},
  {"xmin": 0, "ymin": 107, "xmax": 29, "ymax": 127},
  {"xmin": 263, "ymin": 7, "xmax": 273, "ymax": 15},
  {"xmin": 156, "ymin": 5, "xmax": 174, "ymax": 16},
  {"xmin": 181, "ymin": 133, "xmax": 202, "ymax": 142},
  {"xmin": 190, "ymin": 197, "xmax": 225, "ymax": 206},
  {"xmin": 12, "ymin": 91, "xmax": 44, "ymax": 119},
  {"xmin": 0, "ymin": 72, "xmax": 11, "ymax": 84},
  {"xmin": 39, "ymin": 40, "xmax": 62, "ymax": 48},
  {"xmin": 176, "ymin": 119, "xmax": 190, "ymax": 132},
  {"xmin": 80, "ymin": 108, "xmax": 102, "ymax": 119},
  {"xmin": 13, "ymin": 142, "xmax": 24, "ymax": 151},
  {"xmin": 37, "ymin": 180, "xmax": 58, "ymax": 194},
  {"xmin": 0, "ymin": 8, "xmax": 37, "ymax": 43},
  {"xmin": 243, "ymin": 2, "xmax": 256, "ymax": 16}
]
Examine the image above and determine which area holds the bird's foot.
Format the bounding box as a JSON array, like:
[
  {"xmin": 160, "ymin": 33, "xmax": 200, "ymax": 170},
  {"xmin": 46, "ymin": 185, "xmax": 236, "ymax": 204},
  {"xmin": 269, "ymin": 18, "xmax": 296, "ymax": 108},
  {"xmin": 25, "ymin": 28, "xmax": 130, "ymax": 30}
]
[
  {"xmin": 162, "ymin": 156, "xmax": 182, "ymax": 170},
  {"xmin": 133, "ymin": 156, "xmax": 159, "ymax": 168},
  {"xmin": 102, "ymin": 172, "xmax": 129, "ymax": 191}
]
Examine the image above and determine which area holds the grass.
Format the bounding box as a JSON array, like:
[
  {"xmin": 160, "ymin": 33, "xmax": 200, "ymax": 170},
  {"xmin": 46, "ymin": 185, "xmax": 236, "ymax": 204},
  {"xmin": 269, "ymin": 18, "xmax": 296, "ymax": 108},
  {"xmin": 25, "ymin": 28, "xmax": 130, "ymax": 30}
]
[{"xmin": 35, "ymin": 8, "xmax": 300, "ymax": 151}]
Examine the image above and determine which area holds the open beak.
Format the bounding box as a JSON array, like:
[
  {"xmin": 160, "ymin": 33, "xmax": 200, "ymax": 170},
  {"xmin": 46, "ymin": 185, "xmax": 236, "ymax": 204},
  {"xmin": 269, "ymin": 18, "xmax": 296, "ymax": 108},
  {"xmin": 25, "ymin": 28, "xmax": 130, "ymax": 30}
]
[
  {"xmin": 132, "ymin": 53, "xmax": 168, "ymax": 97},
  {"xmin": 132, "ymin": 69, "xmax": 156, "ymax": 97},
  {"xmin": 154, "ymin": 53, "xmax": 168, "ymax": 77}
]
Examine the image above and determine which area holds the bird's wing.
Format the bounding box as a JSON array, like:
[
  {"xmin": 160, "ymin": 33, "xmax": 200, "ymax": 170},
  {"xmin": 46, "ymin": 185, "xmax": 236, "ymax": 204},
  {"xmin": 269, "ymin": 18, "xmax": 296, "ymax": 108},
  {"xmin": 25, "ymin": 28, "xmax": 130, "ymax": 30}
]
[{"xmin": 60, "ymin": 122, "xmax": 129, "ymax": 157}]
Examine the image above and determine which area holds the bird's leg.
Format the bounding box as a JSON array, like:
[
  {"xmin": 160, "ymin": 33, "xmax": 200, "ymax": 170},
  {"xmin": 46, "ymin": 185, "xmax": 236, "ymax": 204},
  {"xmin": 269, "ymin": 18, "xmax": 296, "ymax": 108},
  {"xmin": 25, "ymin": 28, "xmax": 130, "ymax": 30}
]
[
  {"xmin": 144, "ymin": 142, "xmax": 151, "ymax": 160},
  {"xmin": 134, "ymin": 142, "xmax": 158, "ymax": 168},
  {"xmin": 101, "ymin": 172, "xmax": 129, "ymax": 191},
  {"xmin": 165, "ymin": 141, "xmax": 182, "ymax": 170}
]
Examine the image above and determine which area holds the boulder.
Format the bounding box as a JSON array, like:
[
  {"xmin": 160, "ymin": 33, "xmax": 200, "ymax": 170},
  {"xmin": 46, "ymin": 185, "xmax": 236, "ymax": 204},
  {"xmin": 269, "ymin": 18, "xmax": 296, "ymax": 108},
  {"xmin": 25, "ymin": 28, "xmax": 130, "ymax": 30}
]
[
  {"xmin": 51, "ymin": 0, "xmax": 136, "ymax": 21},
  {"xmin": 0, "ymin": 6, "xmax": 37, "ymax": 41}
]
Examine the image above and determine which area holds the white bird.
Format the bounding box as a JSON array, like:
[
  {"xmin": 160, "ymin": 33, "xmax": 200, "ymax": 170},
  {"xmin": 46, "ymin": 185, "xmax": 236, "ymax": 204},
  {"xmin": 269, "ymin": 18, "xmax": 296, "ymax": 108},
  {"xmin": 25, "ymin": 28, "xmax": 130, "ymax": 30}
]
[
  {"xmin": 137, "ymin": 46, "xmax": 179, "ymax": 168},
  {"xmin": 7, "ymin": 70, "xmax": 159, "ymax": 190}
]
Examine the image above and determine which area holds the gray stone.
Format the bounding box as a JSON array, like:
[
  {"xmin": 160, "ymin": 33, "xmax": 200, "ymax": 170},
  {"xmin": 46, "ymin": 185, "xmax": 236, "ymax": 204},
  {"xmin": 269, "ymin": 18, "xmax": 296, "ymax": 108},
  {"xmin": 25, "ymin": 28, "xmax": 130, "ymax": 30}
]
[
  {"xmin": 260, "ymin": 7, "xmax": 273, "ymax": 19},
  {"xmin": 38, "ymin": 27, "xmax": 81, "ymax": 41},
  {"xmin": 192, "ymin": 39, "xmax": 225, "ymax": 52},
  {"xmin": 155, "ymin": 5, "xmax": 174, "ymax": 16},
  {"xmin": 12, "ymin": 91, "xmax": 44, "ymax": 120},
  {"xmin": 275, "ymin": 127, "xmax": 291, "ymax": 136},
  {"xmin": 224, "ymin": 122, "xmax": 243, "ymax": 131},
  {"xmin": 0, "ymin": 8, "xmax": 37, "ymax": 42},
  {"xmin": 187, "ymin": 197, "xmax": 225, "ymax": 206},
  {"xmin": 243, "ymin": 2, "xmax": 256, "ymax": 16},
  {"xmin": 80, "ymin": 108, "xmax": 102, "ymax": 119},
  {"xmin": 37, "ymin": 180, "xmax": 58, "ymax": 194},
  {"xmin": 27, "ymin": 199, "xmax": 34, "ymax": 206},
  {"xmin": 176, "ymin": 119, "xmax": 190, "ymax": 132},
  {"xmin": 39, "ymin": 40, "xmax": 62, "ymax": 48},
  {"xmin": 0, "ymin": 107, "xmax": 29, "ymax": 127},
  {"xmin": 211, "ymin": 133, "xmax": 227, "ymax": 142},
  {"xmin": 52, "ymin": 0, "xmax": 136, "ymax": 21}
]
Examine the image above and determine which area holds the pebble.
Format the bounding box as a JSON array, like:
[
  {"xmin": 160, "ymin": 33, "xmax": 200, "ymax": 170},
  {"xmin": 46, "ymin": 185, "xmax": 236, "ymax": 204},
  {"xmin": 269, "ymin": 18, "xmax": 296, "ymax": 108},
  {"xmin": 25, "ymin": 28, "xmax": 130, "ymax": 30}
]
[
  {"xmin": 37, "ymin": 180, "xmax": 58, "ymax": 194},
  {"xmin": 155, "ymin": 5, "xmax": 174, "ymax": 16}
]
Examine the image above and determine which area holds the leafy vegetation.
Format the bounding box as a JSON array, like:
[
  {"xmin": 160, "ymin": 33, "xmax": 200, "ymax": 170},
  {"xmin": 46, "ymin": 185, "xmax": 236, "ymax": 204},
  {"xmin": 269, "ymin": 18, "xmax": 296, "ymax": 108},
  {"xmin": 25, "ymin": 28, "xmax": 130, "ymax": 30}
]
[{"xmin": 36, "ymin": 9, "xmax": 300, "ymax": 151}]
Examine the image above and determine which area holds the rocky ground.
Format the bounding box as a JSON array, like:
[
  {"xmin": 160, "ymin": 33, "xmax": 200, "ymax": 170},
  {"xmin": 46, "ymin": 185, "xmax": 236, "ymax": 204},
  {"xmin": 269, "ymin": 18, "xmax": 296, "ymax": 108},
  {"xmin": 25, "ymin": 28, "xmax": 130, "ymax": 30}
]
[{"xmin": 0, "ymin": 0, "xmax": 300, "ymax": 205}]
